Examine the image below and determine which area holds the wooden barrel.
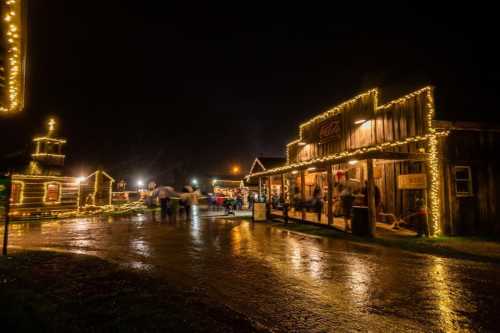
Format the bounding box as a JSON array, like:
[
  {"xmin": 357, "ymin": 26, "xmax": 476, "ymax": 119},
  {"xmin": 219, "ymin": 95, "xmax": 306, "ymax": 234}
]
[{"xmin": 351, "ymin": 206, "xmax": 371, "ymax": 236}]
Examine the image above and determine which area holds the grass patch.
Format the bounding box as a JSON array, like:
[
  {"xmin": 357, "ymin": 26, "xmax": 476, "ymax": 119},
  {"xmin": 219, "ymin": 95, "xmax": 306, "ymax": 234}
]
[{"xmin": 0, "ymin": 251, "xmax": 265, "ymax": 332}]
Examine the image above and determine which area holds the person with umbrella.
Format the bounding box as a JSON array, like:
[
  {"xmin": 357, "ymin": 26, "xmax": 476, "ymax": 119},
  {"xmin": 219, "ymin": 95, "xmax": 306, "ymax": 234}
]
[{"xmin": 153, "ymin": 186, "xmax": 176, "ymax": 221}]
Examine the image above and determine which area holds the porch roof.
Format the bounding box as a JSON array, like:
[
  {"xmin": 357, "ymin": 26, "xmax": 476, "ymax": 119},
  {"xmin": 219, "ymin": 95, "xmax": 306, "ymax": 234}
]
[{"xmin": 246, "ymin": 132, "xmax": 448, "ymax": 179}]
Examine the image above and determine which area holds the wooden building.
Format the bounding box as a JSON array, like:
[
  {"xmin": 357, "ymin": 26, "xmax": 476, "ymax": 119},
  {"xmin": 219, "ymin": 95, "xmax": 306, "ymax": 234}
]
[
  {"xmin": 435, "ymin": 121, "xmax": 500, "ymax": 235},
  {"xmin": 247, "ymin": 86, "xmax": 500, "ymax": 236},
  {"xmin": 9, "ymin": 119, "xmax": 114, "ymax": 218},
  {"xmin": 78, "ymin": 170, "xmax": 114, "ymax": 207},
  {"xmin": 248, "ymin": 157, "xmax": 286, "ymax": 199}
]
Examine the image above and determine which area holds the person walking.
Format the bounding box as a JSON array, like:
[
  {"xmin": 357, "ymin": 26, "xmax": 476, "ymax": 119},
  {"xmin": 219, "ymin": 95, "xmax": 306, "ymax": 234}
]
[
  {"xmin": 312, "ymin": 185, "xmax": 323, "ymax": 222},
  {"xmin": 340, "ymin": 185, "xmax": 355, "ymax": 232},
  {"xmin": 180, "ymin": 186, "xmax": 193, "ymax": 220},
  {"xmin": 158, "ymin": 187, "xmax": 171, "ymax": 221}
]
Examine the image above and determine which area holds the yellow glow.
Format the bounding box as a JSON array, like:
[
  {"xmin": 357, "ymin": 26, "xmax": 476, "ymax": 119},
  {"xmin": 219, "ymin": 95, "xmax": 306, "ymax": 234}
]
[
  {"xmin": 1, "ymin": 0, "xmax": 23, "ymax": 113},
  {"xmin": 248, "ymin": 131, "xmax": 448, "ymax": 178},
  {"xmin": 425, "ymin": 88, "xmax": 442, "ymax": 235},
  {"xmin": 354, "ymin": 119, "xmax": 366, "ymax": 125},
  {"xmin": 33, "ymin": 137, "xmax": 66, "ymax": 143},
  {"xmin": 232, "ymin": 165, "xmax": 241, "ymax": 174},
  {"xmin": 48, "ymin": 118, "xmax": 56, "ymax": 132},
  {"xmin": 31, "ymin": 153, "xmax": 65, "ymax": 158},
  {"xmin": 348, "ymin": 159, "xmax": 358, "ymax": 165},
  {"xmin": 10, "ymin": 180, "xmax": 24, "ymax": 205},
  {"xmin": 298, "ymin": 89, "xmax": 378, "ymax": 138},
  {"xmin": 43, "ymin": 181, "xmax": 62, "ymax": 205}
]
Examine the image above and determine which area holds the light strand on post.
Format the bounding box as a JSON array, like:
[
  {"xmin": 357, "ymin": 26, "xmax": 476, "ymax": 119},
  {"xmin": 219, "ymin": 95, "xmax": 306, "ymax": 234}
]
[
  {"xmin": 1, "ymin": 0, "xmax": 23, "ymax": 113},
  {"xmin": 425, "ymin": 88, "xmax": 442, "ymax": 236}
]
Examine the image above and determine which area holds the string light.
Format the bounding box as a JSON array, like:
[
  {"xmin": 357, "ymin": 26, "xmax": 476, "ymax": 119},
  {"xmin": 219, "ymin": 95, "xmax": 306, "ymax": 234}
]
[
  {"xmin": 248, "ymin": 131, "xmax": 448, "ymax": 178},
  {"xmin": 31, "ymin": 153, "xmax": 65, "ymax": 158},
  {"xmin": 298, "ymin": 89, "xmax": 378, "ymax": 138},
  {"xmin": 33, "ymin": 137, "xmax": 67, "ymax": 143},
  {"xmin": 1, "ymin": 0, "xmax": 24, "ymax": 113},
  {"xmin": 10, "ymin": 180, "xmax": 24, "ymax": 205},
  {"xmin": 425, "ymin": 88, "xmax": 442, "ymax": 235}
]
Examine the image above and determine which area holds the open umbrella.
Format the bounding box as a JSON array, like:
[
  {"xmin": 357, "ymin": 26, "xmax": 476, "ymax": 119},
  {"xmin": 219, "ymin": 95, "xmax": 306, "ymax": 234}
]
[{"xmin": 154, "ymin": 186, "xmax": 178, "ymax": 198}]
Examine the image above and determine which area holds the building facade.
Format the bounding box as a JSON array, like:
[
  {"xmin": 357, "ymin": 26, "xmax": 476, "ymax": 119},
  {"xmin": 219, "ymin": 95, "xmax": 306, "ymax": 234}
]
[
  {"xmin": 9, "ymin": 119, "xmax": 114, "ymax": 218},
  {"xmin": 247, "ymin": 87, "xmax": 500, "ymax": 236}
]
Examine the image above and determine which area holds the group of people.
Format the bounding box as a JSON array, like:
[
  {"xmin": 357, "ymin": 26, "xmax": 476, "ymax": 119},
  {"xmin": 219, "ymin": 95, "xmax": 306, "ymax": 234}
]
[
  {"xmin": 154, "ymin": 186, "xmax": 198, "ymax": 221},
  {"xmin": 207, "ymin": 192, "xmax": 244, "ymax": 215},
  {"xmin": 288, "ymin": 181, "xmax": 382, "ymax": 231}
]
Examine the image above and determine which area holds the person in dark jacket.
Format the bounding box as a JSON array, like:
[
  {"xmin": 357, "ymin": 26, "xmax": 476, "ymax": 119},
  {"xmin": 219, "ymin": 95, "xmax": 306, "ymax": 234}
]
[{"xmin": 340, "ymin": 185, "xmax": 355, "ymax": 231}]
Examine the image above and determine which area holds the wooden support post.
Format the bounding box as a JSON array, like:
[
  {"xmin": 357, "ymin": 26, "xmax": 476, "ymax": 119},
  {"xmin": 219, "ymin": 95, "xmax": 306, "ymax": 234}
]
[
  {"xmin": 300, "ymin": 170, "xmax": 306, "ymax": 222},
  {"xmin": 2, "ymin": 174, "xmax": 12, "ymax": 256},
  {"xmin": 258, "ymin": 177, "xmax": 262, "ymax": 200},
  {"xmin": 366, "ymin": 159, "xmax": 376, "ymax": 237},
  {"xmin": 280, "ymin": 174, "xmax": 285, "ymax": 199},
  {"xmin": 327, "ymin": 164, "xmax": 333, "ymax": 226},
  {"xmin": 267, "ymin": 176, "xmax": 272, "ymax": 219},
  {"xmin": 281, "ymin": 174, "xmax": 288, "ymax": 223},
  {"xmin": 267, "ymin": 176, "xmax": 272, "ymax": 204}
]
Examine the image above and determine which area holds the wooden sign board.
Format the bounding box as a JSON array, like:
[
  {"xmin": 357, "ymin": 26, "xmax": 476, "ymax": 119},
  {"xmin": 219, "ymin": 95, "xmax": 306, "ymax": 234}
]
[
  {"xmin": 319, "ymin": 116, "xmax": 342, "ymax": 143},
  {"xmin": 253, "ymin": 202, "xmax": 267, "ymax": 221},
  {"xmin": 398, "ymin": 173, "xmax": 427, "ymax": 190}
]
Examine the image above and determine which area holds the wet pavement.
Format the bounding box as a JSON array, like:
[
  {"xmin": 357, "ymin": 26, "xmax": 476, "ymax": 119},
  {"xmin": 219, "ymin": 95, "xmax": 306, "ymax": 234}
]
[{"xmin": 4, "ymin": 207, "xmax": 500, "ymax": 332}]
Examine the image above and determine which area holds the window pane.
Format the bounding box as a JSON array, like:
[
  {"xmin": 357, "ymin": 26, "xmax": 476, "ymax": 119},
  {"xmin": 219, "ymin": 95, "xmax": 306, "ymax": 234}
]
[
  {"xmin": 455, "ymin": 168, "xmax": 470, "ymax": 180},
  {"xmin": 456, "ymin": 181, "xmax": 470, "ymax": 194},
  {"xmin": 46, "ymin": 184, "xmax": 60, "ymax": 202},
  {"xmin": 11, "ymin": 183, "xmax": 22, "ymax": 204}
]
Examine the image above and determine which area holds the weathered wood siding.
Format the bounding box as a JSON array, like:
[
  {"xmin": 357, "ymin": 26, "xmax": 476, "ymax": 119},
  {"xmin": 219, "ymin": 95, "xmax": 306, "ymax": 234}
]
[
  {"xmin": 288, "ymin": 90, "xmax": 429, "ymax": 164},
  {"xmin": 441, "ymin": 130, "xmax": 500, "ymax": 236}
]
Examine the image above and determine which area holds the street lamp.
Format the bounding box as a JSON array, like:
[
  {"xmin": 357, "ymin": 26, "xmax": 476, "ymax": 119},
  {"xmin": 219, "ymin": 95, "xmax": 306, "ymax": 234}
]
[
  {"xmin": 191, "ymin": 178, "xmax": 198, "ymax": 185},
  {"xmin": 137, "ymin": 179, "xmax": 144, "ymax": 191},
  {"xmin": 232, "ymin": 165, "xmax": 240, "ymax": 174}
]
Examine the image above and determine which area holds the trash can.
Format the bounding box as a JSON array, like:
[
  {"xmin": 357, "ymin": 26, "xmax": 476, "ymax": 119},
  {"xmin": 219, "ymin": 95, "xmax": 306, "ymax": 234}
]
[{"xmin": 351, "ymin": 206, "xmax": 371, "ymax": 237}]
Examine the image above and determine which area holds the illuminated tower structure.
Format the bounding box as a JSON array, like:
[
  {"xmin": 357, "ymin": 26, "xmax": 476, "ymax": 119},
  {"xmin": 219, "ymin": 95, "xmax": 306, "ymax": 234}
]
[
  {"xmin": 29, "ymin": 118, "xmax": 66, "ymax": 176},
  {"xmin": 0, "ymin": 0, "xmax": 26, "ymax": 113}
]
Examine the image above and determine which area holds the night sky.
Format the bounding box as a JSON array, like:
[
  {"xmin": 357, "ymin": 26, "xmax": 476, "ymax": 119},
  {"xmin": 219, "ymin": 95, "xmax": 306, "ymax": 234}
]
[{"xmin": 2, "ymin": 1, "xmax": 499, "ymax": 184}]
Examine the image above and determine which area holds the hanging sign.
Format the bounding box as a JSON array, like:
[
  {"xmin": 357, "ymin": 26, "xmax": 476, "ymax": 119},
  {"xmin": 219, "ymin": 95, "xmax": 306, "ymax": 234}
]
[
  {"xmin": 318, "ymin": 116, "xmax": 342, "ymax": 144},
  {"xmin": 398, "ymin": 173, "xmax": 427, "ymax": 190}
]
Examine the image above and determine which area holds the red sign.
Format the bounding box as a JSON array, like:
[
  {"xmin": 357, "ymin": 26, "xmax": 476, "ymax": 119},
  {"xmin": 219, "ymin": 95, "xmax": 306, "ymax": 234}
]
[{"xmin": 319, "ymin": 117, "xmax": 341, "ymax": 143}]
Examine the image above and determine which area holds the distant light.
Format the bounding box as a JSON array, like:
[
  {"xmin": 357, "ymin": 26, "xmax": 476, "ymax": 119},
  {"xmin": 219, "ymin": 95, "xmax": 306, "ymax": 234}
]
[
  {"xmin": 298, "ymin": 141, "xmax": 307, "ymax": 146},
  {"xmin": 354, "ymin": 119, "xmax": 366, "ymax": 125},
  {"xmin": 232, "ymin": 165, "xmax": 241, "ymax": 174},
  {"xmin": 291, "ymin": 170, "xmax": 299, "ymax": 175},
  {"xmin": 137, "ymin": 180, "xmax": 144, "ymax": 187},
  {"xmin": 307, "ymin": 167, "xmax": 316, "ymax": 171},
  {"xmin": 212, "ymin": 178, "xmax": 217, "ymax": 186},
  {"xmin": 192, "ymin": 178, "xmax": 198, "ymax": 185},
  {"xmin": 348, "ymin": 159, "xmax": 359, "ymax": 165},
  {"xmin": 76, "ymin": 176, "xmax": 86, "ymax": 184}
]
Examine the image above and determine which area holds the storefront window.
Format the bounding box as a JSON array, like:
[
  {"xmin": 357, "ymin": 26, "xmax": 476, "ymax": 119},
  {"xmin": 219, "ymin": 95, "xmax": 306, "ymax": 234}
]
[
  {"xmin": 455, "ymin": 166, "xmax": 473, "ymax": 196},
  {"xmin": 45, "ymin": 182, "xmax": 61, "ymax": 203}
]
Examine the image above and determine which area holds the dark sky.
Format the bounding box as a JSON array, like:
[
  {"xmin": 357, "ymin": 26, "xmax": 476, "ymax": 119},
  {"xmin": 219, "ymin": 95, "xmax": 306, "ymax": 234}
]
[{"xmin": 2, "ymin": 1, "xmax": 499, "ymax": 183}]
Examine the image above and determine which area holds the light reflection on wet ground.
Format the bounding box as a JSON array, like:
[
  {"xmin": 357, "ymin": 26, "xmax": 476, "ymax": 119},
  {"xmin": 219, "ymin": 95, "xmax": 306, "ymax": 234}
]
[{"xmin": 4, "ymin": 209, "xmax": 500, "ymax": 332}]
